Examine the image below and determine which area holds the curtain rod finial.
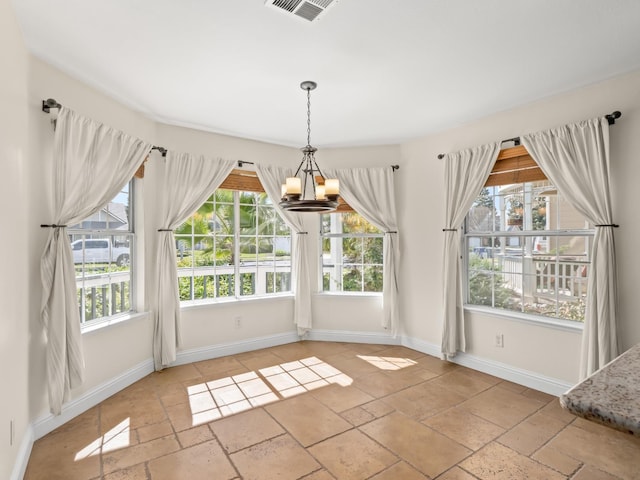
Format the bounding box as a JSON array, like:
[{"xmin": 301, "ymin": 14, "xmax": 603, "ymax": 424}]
[
  {"xmin": 606, "ymin": 111, "xmax": 622, "ymax": 125},
  {"xmin": 42, "ymin": 98, "xmax": 62, "ymax": 113}
]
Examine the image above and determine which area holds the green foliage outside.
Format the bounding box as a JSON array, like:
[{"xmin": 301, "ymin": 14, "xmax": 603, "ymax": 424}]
[
  {"xmin": 507, "ymin": 195, "xmax": 546, "ymax": 230},
  {"xmin": 175, "ymin": 190, "xmax": 291, "ymax": 300},
  {"xmin": 467, "ymin": 254, "xmax": 511, "ymax": 308},
  {"xmin": 322, "ymin": 212, "xmax": 384, "ymax": 292},
  {"xmin": 175, "ymin": 190, "xmax": 286, "ymax": 264},
  {"xmin": 468, "ymin": 253, "xmax": 585, "ymax": 322},
  {"xmin": 475, "ymin": 188, "xmax": 495, "ymax": 209},
  {"xmin": 523, "ymin": 298, "xmax": 586, "ymax": 322}
]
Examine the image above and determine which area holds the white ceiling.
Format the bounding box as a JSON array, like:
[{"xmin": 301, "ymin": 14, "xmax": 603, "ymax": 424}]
[{"xmin": 12, "ymin": 0, "xmax": 640, "ymax": 148}]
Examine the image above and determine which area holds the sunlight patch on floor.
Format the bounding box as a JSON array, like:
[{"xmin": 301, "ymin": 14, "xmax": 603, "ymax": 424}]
[
  {"xmin": 75, "ymin": 418, "xmax": 130, "ymax": 461},
  {"xmin": 187, "ymin": 356, "xmax": 352, "ymax": 426},
  {"xmin": 357, "ymin": 355, "xmax": 417, "ymax": 371}
]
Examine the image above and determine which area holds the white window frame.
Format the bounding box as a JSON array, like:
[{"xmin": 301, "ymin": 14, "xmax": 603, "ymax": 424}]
[{"xmin": 463, "ymin": 182, "xmax": 593, "ymax": 326}]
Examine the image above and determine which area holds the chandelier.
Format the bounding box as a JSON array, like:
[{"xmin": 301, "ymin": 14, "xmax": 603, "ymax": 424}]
[{"xmin": 280, "ymin": 81, "xmax": 339, "ymax": 212}]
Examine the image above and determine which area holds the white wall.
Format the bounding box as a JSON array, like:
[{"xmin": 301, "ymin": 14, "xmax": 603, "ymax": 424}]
[
  {"xmin": 0, "ymin": 0, "xmax": 30, "ymax": 477},
  {"xmin": 399, "ymin": 69, "xmax": 640, "ymax": 383}
]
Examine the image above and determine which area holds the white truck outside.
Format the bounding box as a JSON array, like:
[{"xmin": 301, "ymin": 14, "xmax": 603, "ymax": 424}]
[{"xmin": 71, "ymin": 238, "xmax": 130, "ymax": 266}]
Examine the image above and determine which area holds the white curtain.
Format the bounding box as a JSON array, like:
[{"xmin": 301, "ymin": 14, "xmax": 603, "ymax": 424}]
[
  {"xmin": 154, "ymin": 152, "xmax": 235, "ymax": 370},
  {"xmin": 442, "ymin": 143, "xmax": 500, "ymax": 358},
  {"xmin": 521, "ymin": 117, "xmax": 619, "ymax": 379},
  {"xmin": 255, "ymin": 165, "xmax": 313, "ymax": 336},
  {"xmin": 325, "ymin": 167, "xmax": 400, "ymax": 335},
  {"xmin": 41, "ymin": 107, "xmax": 152, "ymax": 414}
]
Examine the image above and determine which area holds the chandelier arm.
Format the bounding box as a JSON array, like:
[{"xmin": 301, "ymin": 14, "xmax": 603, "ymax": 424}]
[
  {"xmin": 311, "ymin": 156, "xmax": 327, "ymax": 181},
  {"xmin": 293, "ymin": 159, "xmax": 305, "ymax": 177},
  {"xmin": 302, "ymin": 159, "xmax": 310, "ymax": 199}
]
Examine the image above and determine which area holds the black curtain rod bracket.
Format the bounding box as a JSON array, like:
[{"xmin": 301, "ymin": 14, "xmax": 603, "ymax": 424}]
[
  {"xmin": 42, "ymin": 98, "xmax": 62, "ymax": 113},
  {"xmin": 391, "ymin": 165, "xmax": 399, "ymax": 171},
  {"xmin": 237, "ymin": 160, "xmax": 254, "ymax": 168},
  {"xmin": 501, "ymin": 136, "xmax": 521, "ymax": 146},
  {"xmin": 606, "ymin": 111, "xmax": 622, "ymax": 125},
  {"xmin": 151, "ymin": 146, "xmax": 167, "ymax": 157}
]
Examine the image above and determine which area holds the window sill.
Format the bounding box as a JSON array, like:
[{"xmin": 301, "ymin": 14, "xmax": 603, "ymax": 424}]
[
  {"xmin": 464, "ymin": 304, "xmax": 584, "ymax": 333},
  {"xmin": 180, "ymin": 293, "xmax": 294, "ymax": 311},
  {"xmin": 81, "ymin": 311, "xmax": 149, "ymax": 335},
  {"xmin": 315, "ymin": 292, "xmax": 382, "ymax": 298}
]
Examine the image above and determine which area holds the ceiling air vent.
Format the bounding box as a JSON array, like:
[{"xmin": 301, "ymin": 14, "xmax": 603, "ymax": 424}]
[{"xmin": 265, "ymin": 0, "xmax": 339, "ymax": 22}]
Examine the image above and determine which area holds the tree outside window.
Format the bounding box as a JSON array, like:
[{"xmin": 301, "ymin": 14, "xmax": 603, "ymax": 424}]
[
  {"xmin": 321, "ymin": 212, "xmax": 383, "ymax": 293},
  {"xmin": 175, "ymin": 189, "xmax": 291, "ymax": 302}
]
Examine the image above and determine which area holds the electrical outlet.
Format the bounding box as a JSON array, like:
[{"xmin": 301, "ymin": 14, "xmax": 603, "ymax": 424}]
[
  {"xmin": 495, "ymin": 333, "xmax": 504, "ymax": 348},
  {"xmin": 234, "ymin": 316, "xmax": 242, "ymax": 329}
]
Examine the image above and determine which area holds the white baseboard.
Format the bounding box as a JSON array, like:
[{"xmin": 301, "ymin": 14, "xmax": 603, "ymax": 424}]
[
  {"xmin": 400, "ymin": 335, "xmax": 442, "ymax": 358},
  {"xmin": 174, "ymin": 331, "xmax": 300, "ymax": 366},
  {"xmin": 10, "ymin": 425, "xmax": 34, "ymax": 480},
  {"xmin": 451, "ymin": 351, "xmax": 573, "ymax": 396},
  {"xmin": 307, "ymin": 329, "xmax": 401, "ymax": 345},
  {"xmin": 32, "ymin": 358, "xmax": 154, "ymax": 441},
  {"xmin": 400, "ymin": 336, "xmax": 573, "ymax": 396}
]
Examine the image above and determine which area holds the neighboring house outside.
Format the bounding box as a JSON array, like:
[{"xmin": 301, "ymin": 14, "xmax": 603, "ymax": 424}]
[{"xmin": 68, "ymin": 202, "xmax": 129, "ymax": 243}]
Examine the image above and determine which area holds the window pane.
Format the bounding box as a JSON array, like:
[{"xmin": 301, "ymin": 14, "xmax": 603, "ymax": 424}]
[
  {"xmin": 214, "ymin": 235, "xmax": 234, "ymax": 265},
  {"xmin": 320, "ymin": 212, "xmax": 384, "ymax": 293},
  {"xmin": 364, "ymin": 266, "xmax": 383, "ymax": 292},
  {"xmin": 342, "ymin": 267, "xmax": 362, "ymax": 292},
  {"xmin": 258, "ymin": 205, "xmax": 276, "ymax": 235},
  {"xmin": 466, "ymin": 234, "xmax": 589, "ymax": 322},
  {"xmin": 69, "ymin": 185, "xmax": 130, "ymax": 231},
  {"xmin": 276, "ymin": 216, "xmax": 290, "ymax": 235},
  {"xmin": 240, "ymin": 273, "xmax": 255, "ymax": 296},
  {"xmin": 176, "ymin": 188, "xmax": 291, "ymax": 302},
  {"xmin": 68, "ymin": 181, "xmax": 135, "ymax": 324},
  {"xmin": 343, "ymin": 237, "xmax": 363, "ymax": 263},
  {"xmin": 364, "ymin": 237, "xmax": 383, "ymax": 264},
  {"xmin": 71, "ymin": 233, "xmax": 132, "ymax": 323},
  {"xmin": 468, "ymin": 187, "xmax": 499, "ymax": 232}
]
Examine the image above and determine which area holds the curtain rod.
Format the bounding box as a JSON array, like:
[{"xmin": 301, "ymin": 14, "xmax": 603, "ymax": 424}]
[
  {"xmin": 238, "ymin": 161, "xmax": 399, "ymax": 170},
  {"xmin": 41, "ymin": 98, "xmax": 403, "ymax": 168},
  {"xmin": 436, "ymin": 110, "xmax": 622, "ymax": 159},
  {"xmin": 42, "ymin": 98, "xmax": 168, "ymax": 156},
  {"xmin": 151, "ymin": 146, "xmax": 167, "ymax": 157}
]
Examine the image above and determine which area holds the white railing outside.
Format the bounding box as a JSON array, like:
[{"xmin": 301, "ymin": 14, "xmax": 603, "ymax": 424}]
[{"xmin": 500, "ymin": 255, "xmax": 588, "ymax": 300}]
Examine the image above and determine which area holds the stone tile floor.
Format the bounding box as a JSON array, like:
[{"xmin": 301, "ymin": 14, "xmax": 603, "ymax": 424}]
[{"xmin": 24, "ymin": 341, "xmax": 640, "ymax": 479}]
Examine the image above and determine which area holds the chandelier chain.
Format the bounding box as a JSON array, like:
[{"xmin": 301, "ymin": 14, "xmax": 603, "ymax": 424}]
[{"xmin": 307, "ymin": 87, "xmax": 312, "ymax": 146}]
